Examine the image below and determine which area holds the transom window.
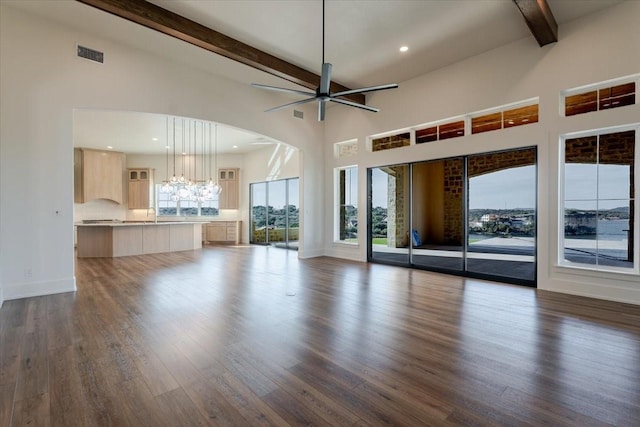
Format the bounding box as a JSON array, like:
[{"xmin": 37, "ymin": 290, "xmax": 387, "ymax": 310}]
[{"xmin": 563, "ymin": 75, "xmax": 637, "ymax": 117}]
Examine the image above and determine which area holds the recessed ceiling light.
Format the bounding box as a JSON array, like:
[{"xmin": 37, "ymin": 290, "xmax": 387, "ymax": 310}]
[
  {"xmin": 151, "ymin": 137, "xmax": 158, "ymax": 141},
  {"xmin": 107, "ymin": 146, "xmax": 113, "ymax": 149},
  {"xmin": 399, "ymin": 46, "xmax": 409, "ymax": 52},
  {"xmin": 232, "ymin": 145, "xmax": 238, "ymax": 149}
]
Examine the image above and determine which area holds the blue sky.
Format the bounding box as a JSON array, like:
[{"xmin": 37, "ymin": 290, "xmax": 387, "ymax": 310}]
[{"xmin": 371, "ymin": 163, "xmax": 629, "ymax": 210}]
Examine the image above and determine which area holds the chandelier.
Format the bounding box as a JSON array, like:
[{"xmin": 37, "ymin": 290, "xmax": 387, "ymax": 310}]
[{"xmin": 160, "ymin": 117, "xmax": 222, "ymax": 202}]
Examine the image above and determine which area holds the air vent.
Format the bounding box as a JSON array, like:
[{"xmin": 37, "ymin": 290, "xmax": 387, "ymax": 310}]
[
  {"xmin": 293, "ymin": 110, "xmax": 304, "ymax": 119},
  {"xmin": 77, "ymin": 45, "xmax": 104, "ymax": 64}
]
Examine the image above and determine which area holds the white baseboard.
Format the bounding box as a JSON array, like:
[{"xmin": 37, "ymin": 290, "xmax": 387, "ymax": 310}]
[
  {"xmin": 540, "ymin": 279, "xmax": 640, "ymax": 306},
  {"xmin": 298, "ymin": 247, "xmax": 325, "ymax": 259},
  {"xmin": 4, "ymin": 277, "xmax": 76, "ymax": 301}
]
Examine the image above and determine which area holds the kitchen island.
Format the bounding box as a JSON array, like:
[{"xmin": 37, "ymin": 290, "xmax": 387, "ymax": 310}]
[{"xmin": 76, "ymin": 221, "xmax": 203, "ymax": 258}]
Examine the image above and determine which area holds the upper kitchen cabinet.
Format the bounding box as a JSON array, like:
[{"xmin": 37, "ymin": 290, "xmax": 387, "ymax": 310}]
[
  {"xmin": 74, "ymin": 148, "xmax": 124, "ymax": 204},
  {"xmin": 218, "ymin": 168, "xmax": 239, "ymax": 210},
  {"xmin": 128, "ymin": 168, "xmax": 154, "ymax": 209}
]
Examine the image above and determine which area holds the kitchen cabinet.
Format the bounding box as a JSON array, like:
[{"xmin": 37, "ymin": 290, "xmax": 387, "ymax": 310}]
[
  {"xmin": 204, "ymin": 221, "xmax": 241, "ymax": 244},
  {"xmin": 74, "ymin": 148, "xmax": 124, "ymax": 204},
  {"xmin": 76, "ymin": 222, "xmax": 202, "ymax": 257},
  {"xmin": 127, "ymin": 168, "xmax": 153, "ymax": 209},
  {"xmin": 218, "ymin": 168, "xmax": 239, "ymax": 210}
]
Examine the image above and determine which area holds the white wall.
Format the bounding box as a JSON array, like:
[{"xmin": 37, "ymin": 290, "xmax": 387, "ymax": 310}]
[
  {"xmin": 324, "ymin": 1, "xmax": 640, "ymax": 304},
  {"xmin": 0, "ymin": 4, "xmax": 322, "ymax": 302},
  {"xmin": 2, "ymin": 1, "xmax": 639, "ymax": 307},
  {"xmin": 243, "ymin": 144, "xmax": 302, "ymax": 244}
]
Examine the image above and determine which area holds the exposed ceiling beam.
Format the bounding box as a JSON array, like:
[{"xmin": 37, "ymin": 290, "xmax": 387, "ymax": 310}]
[
  {"xmin": 76, "ymin": 0, "xmax": 366, "ymax": 104},
  {"xmin": 513, "ymin": 0, "xmax": 558, "ymax": 47}
]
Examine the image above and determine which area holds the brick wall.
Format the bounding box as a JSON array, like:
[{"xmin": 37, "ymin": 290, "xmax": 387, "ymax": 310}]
[
  {"xmin": 468, "ymin": 149, "xmax": 536, "ymax": 178},
  {"xmin": 443, "ymin": 159, "xmax": 464, "ymax": 244}
]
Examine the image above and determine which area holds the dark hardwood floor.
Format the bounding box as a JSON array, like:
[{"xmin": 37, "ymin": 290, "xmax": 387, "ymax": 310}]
[{"xmin": 1, "ymin": 245, "xmax": 640, "ymax": 426}]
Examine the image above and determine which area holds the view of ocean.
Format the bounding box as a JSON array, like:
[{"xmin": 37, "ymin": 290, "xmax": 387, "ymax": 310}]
[{"xmin": 598, "ymin": 219, "xmax": 629, "ymax": 239}]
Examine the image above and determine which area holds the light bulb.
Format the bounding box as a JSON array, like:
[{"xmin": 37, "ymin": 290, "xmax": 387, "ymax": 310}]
[{"xmin": 212, "ymin": 183, "xmax": 222, "ymax": 196}]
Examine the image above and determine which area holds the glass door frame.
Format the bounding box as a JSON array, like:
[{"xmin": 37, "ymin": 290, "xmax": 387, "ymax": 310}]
[
  {"xmin": 249, "ymin": 177, "xmax": 300, "ymax": 250},
  {"xmin": 367, "ymin": 147, "xmax": 537, "ymax": 287}
]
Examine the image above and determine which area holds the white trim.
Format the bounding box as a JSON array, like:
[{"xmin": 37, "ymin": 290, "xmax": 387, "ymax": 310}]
[
  {"xmin": 561, "ymin": 73, "xmax": 640, "ymax": 96},
  {"xmin": 5, "ymin": 277, "xmax": 76, "ymax": 301},
  {"xmin": 557, "ymin": 123, "xmax": 640, "ymax": 275},
  {"xmin": 467, "ymin": 97, "xmax": 539, "ymax": 118},
  {"xmin": 334, "ymin": 165, "xmax": 359, "ymax": 244},
  {"xmin": 560, "ymin": 73, "xmax": 639, "ymax": 117},
  {"xmin": 334, "ymin": 138, "xmax": 358, "ymax": 159}
]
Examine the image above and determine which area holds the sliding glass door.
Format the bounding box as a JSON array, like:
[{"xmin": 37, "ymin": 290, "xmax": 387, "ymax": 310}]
[
  {"xmin": 250, "ymin": 182, "xmax": 267, "ymax": 244},
  {"xmin": 466, "ymin": 149, "xmax": 536, "ymax": 284},
  {"xmin": 410, "ymin": 158, "xmax": 464, "ymax": 273},
  {"xmin": 368, "ymin": 148, "xmax": 536, "ymax": 286},
  {"xmin": 368, "ymin": 165, "xmax": 410, "ymax": 265},
  {"xmin": 249, "ymin": 177, "xmax": 299, "ymax": 249}
]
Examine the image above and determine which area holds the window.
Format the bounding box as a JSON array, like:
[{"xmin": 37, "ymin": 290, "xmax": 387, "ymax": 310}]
[
  {"xmin": 335, "ymin": 139, "xmax": 358, "ymax": 158},
  {"xmin": 438, "ymin": 120, "xmax": 465, "ymax": 140},
  {"xmin": 470, "ymin": 102, "xmax": 539, "ymax": 135},
  {"xmin": 371, "ymin": 132, "xmax": 410, "ymax": 152},
  {"xmin": 564, "ymin": 77, "xmax": 637, "ymax": 116},
  {"xmin": 157, "ymin": 185, "xmax": 219, "ymax": 217},
  {"xmin": 336, "ymin": 166, "xmax": 358, "ymax": 242},
  {"xmin": 561, "ymin": 128, "xmax": 637, "ymax": 272},
  {"xmin": 416, "ymin": 121, "xmax": 465, "ymax": 143},
  {"xmin": 416, "ymin": 126, "xmax": 437, "ymax": 144},
  {"xmin": 249, "ymin": 178, "xmax": 299, "ymax": 249}
]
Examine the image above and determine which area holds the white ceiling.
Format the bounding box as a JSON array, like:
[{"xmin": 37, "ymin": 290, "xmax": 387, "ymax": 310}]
[
  {"xmin": 5, "ymin": 0, "xmax": 624, "ymax": 154},
  {"xmin": 73, "ymin": 110, "xmax": 280, "ymax": 155}
]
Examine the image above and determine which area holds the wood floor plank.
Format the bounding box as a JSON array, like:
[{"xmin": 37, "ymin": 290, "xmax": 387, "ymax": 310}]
[
  {"xmin": 0, "ymin": 384, "xmax": 15, "ymax": 427},
  {"xmin": 154, "ymin": 387, "xmax": 213, "ymax": 427},
  {"xmin": 13, "ymin": 329, "xmax": 48, "ymax": 402},
  {"xmin": 11, "ymin": 392, "xmax": 50, "ymax": 427},
  {"xmin": 229, "ymin": 340, "xmax": 361, "ymax": 426},
  {"xmin": 183, "ymin": 376, "xmax": 252, "ymax": 426},
  {"xmin": 1, "ymin": 246, "xmax": 639, "ymax": 426}
]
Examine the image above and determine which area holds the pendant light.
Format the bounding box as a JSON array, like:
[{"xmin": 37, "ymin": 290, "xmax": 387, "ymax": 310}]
[
  {"xmin": 179, "ymin": 118, "xmax": 186, "ymax": 184},
  {"xmin": 170, "ymin": 117, "xmax": 178, "ymax": 184},
  {"xmin": 209, "ymin": 124, "xmax": 222, "ymax": 196},
  {"xmin": 161, "ymin": 116, "xmax": 171, "ymax": 193}
]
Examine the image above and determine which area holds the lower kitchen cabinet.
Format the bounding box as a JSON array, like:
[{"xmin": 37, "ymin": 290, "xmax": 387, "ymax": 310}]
[{"xmin": 203, "ymin": 221, "xmax": 241, "ymax": 244}]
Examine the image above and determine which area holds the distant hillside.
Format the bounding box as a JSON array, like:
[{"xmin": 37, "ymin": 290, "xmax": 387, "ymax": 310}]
[{"xmin": 604, "ymin": 206, "xmax": 629, "ymax": 213}]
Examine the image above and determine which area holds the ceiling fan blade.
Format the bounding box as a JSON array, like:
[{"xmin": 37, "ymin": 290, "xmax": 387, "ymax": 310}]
[
  {"xmin": 318, "ymin": 100, "xmax": 327, "ymax": 121},
  {"xmin": 265, "ymin": 97, "xmax": 317, "ymax": 113},
  {"xmin": 319, "ymin": 63, "xmax": 332, "ymax": 94},
  {"xmin": 329, "ymin": 97, "xmax": 380, "ymax": 113},
  {"xmin": 251, "ymin": 83, "xmax": 316, "ymax": 97},
  {"xmin": 332, "ymin": 83, "xmax": 398, "ymax": 98}
]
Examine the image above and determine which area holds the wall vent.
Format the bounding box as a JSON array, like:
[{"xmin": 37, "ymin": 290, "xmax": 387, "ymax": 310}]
[
  {"xmin": 77, "ymin": 45, "xmax": 104, "ymax": 64},
  {"xmin": 293, "ymin": 110, "xmax": 304, "ymax": 119}
]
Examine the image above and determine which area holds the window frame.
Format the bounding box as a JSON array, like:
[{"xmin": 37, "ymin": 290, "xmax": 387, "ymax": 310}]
[
  {"xmin": 561, "ymin": 74, "xmax": 639, "ymax": 117},
  {"xmin": 558, "ymin": 124, "xmax": 640, "ymax": 275},
  {"xmin": 156, "ymin": 184, "xmax": 220, "ymax": 218},
  {"xmin": 334, "ymin": 165, "xmax": 359, "ymax": 244}
]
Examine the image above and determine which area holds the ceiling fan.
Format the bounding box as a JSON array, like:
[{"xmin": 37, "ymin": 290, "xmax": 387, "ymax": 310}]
[{"xmin": 251, "ymin": 0, "xmax": 398, "ymax": 121}]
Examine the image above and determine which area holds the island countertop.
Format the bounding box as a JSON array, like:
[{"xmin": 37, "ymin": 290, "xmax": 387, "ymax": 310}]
[
  {"xmin": 75, "ymin": 220, "xmax": 206, "ymax": 227},
  {"xmin": 76, "ymin": 222, "xmax": 203, "ymax": 257}
]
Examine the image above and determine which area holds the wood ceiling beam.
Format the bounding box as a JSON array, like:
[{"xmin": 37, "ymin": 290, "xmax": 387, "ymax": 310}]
[
  {"xmin": 76, "ymin": 0, "xmax": 366, "ymax": 104},
  {"xmin": 513, "ymin": 0, "xmax": 558, "ymax": 47}
]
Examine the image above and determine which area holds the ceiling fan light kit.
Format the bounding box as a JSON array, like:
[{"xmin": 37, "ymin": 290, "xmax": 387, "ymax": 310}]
[{"xmin": 252, "ymin": 0, "xmax": 398, "ymax": 121}]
